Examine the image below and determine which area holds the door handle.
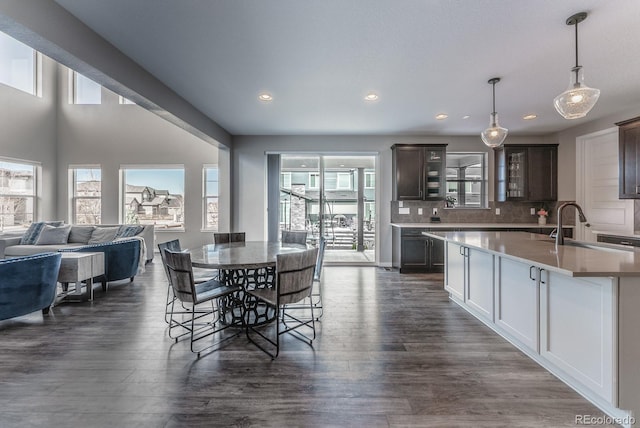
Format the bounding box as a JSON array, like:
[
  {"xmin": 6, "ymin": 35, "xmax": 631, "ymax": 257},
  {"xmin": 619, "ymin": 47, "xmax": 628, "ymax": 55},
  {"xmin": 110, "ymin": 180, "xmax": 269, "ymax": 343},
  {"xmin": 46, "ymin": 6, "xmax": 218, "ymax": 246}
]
[
  {"xmin": 539, "ymin": 268, "xmax": 546, "ymax": 284},
  {"xmin": 529, "ymin": 266, "xmax": 536, "ymax": 281},
  {"xmin": 460, "ymin": 246, "xmax": 464, "ymax": 255}
]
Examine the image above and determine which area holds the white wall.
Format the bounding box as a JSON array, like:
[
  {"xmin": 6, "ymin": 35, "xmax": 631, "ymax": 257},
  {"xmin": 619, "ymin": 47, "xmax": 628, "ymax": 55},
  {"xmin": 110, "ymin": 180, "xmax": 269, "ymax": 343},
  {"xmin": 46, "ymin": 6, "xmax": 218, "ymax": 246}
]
[
  {"xmin": 56, "ymin": 65, "xmax": 230, "ymax": 250},
  {"xmin": 232, "ymin": 134, "xmax": 548, "ymax": 265},
  {"xmin": 0, "ymin": 55, "xmax": 58, "ymax": 220},
  {"xmin": 551, "ymin": 107, "xmax": 640, "ymax": 201}
]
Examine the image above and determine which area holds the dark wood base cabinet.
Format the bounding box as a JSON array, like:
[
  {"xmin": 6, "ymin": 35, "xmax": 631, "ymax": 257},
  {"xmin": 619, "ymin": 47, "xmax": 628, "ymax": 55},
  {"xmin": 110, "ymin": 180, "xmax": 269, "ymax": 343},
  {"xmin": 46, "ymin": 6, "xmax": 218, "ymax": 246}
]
[{"xmin": 392, "ymin": 228, "xmax": 444, "ymax": 273}]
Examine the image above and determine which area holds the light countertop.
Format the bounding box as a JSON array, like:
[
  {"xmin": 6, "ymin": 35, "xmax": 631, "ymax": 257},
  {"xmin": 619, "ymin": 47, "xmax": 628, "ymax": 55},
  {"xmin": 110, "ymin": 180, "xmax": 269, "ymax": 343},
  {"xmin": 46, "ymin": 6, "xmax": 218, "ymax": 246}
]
[
  {"xmin": 391, "ymin": 222, "xmax": 573, "ymax": 229},
  {"xmin": 424, "ymin": 230, "xmax": 640, "ymax": 278}
]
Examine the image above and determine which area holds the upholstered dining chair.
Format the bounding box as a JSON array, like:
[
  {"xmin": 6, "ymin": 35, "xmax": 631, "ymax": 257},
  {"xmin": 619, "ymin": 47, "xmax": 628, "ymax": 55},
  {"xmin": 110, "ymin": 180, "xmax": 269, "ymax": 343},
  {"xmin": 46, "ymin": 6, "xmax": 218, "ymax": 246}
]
[
  {"xmin": 164, "ymin": 250, "xmax": 243, "ymax": 357},
  {"xmin": 281, "ymin": 230, "xmax": 307, "ymax": 245},
  {"xmin": 245, "ymin": 247, "xmax": 319, "ymax": 358},
  {"xmin": 230, "ymin": 232, "xmax": 246, "ymax": 242},
  {"xmin": 158, "ymin": 239, "xmax": 216, "ymax": 324}
]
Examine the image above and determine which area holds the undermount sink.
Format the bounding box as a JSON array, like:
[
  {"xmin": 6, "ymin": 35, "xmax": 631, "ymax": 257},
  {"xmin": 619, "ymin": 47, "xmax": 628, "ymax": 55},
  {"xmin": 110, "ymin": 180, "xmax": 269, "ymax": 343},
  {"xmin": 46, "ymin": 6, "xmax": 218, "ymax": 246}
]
[{"xmin": 540, "ymin": 238, "xmax": 633, "ymax": 253}]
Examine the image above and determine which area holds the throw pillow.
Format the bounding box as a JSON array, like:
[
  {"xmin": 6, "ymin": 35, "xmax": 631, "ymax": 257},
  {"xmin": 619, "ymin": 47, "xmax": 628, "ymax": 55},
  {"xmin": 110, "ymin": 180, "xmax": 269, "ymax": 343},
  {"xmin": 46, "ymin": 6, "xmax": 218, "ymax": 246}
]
[
  {"xmin": 88, "ymin": 227, "xmax": 120, "ymax": 244},
  {"xmin": 68, "ymin": 225, "xmax": 97, "ymax": 244},
  {"xmin": 35, "ymin": 224, "xmax": 72, "ymax": 245},
  {"xmin": 19, "ymin": 221, "xmax": 64, "ymax": 245},
  {"xmin": 116, "ymin": 225, "xmax": 144, "ymax": 238}
]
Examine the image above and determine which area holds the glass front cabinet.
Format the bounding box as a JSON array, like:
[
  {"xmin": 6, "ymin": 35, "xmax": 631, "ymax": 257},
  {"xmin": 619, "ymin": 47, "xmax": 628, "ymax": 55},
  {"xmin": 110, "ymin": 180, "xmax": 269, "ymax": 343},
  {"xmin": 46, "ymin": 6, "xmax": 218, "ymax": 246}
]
[{"xmin": 495, "ymin": 144, "xmax": 558, "ymax": 202}]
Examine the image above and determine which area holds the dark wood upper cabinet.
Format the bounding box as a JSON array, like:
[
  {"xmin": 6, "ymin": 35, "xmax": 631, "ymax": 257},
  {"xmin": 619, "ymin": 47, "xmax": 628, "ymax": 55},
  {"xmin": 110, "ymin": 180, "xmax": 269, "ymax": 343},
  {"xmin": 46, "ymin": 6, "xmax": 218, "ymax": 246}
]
[
  {"xmin": 617, "ymin": 116, "xmax": 640, "ymax": 199},
  {"xmin": 392, "ymin": 144, "xmax": 447, "ymax": 200},
  {"xmin": 494, "ymin": 144, "xmax": 558, "ymax": 202}
]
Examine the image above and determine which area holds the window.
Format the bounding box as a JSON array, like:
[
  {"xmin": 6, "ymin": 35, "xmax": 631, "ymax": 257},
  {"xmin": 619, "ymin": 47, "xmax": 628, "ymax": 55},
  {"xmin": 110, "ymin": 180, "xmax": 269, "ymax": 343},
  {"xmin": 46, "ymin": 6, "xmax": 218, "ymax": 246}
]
[
  {"xmin": 203, "ymin": 166, "xmax": 219, "ymax": 230},
  {"xmin": 336, "ymin": 172, "xmax": 352, "ymax": 190},
  {"xmin": 70, "ymin": 70, "xmax": 101, "ymax": 104},
  {"xmin": 280, "ymin": 172, "xmax": 291, "ymax": 189},
  {"xmin": 0, "ymin": 158, "xmax": 37, "ymax": 232},
  {"xmin": 0, "ymin": 31, "xmax": 37, "ymax": 95},
  {"xmin": 121, "ymin": 166, "xmax": 185, "ymax": 230},
  {"xmin": 445, "ymin": 153, "xmax": 488, "ymax": 208},
  {"xmin": 309, "ymin": 173, "xmax": 319, "ymax": 189},
  {"xmin": 364, "ymin": 171, "xmax": 375, "ymax": 189},
  {"xmin": 119, "ymin": 95, "xmax": 135, "ymax": 105},
  {"xmin": 70, "ymin": 166, "xmax": 101, "ymax": 224}
]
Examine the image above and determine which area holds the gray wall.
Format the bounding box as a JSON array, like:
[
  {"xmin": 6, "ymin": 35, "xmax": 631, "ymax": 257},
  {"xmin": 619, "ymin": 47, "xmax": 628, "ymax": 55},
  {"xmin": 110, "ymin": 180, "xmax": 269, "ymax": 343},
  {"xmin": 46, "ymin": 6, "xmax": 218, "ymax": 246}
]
[
  {"xmin": 56, "ymin": 65, "xmax": 230, "ymax": 250},
  {"xmin": 0, "ymin": 55, "xmax": 58, "ymax": 221},
  {"xmin": 232, "ymin": 134, "xmax": 550, "ymax": 266}
]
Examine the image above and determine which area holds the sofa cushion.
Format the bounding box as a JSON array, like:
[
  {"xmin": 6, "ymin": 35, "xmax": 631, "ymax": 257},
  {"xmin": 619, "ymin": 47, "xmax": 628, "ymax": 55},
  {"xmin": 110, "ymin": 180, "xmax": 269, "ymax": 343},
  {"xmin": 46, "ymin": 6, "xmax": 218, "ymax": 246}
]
[
  {"xmin": 88, "ymin": 227, "xmax": 120, "ymax": 244},
  {"xmin": 116, "ymin": 225, "xmax": 144, "ymax": 238},
  {"xmin": 35, "ymin": 224, "xmax": 72, "ymax": 245},
  {"xmin": 19, "ymin": 221, "xmax": 64, "ymax": 245},
  {"xmin": 68, "ymin": 225, "xmax": 96, "ymax": 244}
]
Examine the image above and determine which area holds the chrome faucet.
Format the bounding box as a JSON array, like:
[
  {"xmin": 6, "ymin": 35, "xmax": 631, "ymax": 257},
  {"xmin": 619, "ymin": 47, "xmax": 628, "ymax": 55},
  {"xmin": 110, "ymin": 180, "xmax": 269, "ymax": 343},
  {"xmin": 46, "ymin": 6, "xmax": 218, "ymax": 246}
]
[{"xmin": 556, "ymin": 202, "xmax": 589, "ymax": 245}]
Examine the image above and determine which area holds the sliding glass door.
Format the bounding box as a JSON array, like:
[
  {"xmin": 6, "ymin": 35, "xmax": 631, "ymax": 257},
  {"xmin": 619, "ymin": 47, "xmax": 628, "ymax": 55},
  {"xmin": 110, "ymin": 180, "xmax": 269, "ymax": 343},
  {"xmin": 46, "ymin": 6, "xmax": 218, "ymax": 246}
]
[{"xmin": 277, "ymin": 154, "xmax": 376, "ymax": 265}]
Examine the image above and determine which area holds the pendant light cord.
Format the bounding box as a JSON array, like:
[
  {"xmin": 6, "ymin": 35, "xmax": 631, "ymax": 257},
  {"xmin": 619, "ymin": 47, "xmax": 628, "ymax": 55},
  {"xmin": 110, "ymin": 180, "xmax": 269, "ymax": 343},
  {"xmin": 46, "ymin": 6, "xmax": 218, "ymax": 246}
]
[{"xmin": 491, "ymin": 80, "xmax": 496, "ymax": 115}]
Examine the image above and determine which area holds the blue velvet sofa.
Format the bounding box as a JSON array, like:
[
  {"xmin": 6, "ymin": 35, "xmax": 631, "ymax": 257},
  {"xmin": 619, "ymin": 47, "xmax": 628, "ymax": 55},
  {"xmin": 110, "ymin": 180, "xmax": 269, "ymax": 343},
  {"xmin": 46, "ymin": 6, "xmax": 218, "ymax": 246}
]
[
  {"xmin": 60, "ymin": 239, "xmax": 142, "ymax": 291},
  {"xmin": 0, "ymin": 253, "xmax": 62, "ymax": 321}
]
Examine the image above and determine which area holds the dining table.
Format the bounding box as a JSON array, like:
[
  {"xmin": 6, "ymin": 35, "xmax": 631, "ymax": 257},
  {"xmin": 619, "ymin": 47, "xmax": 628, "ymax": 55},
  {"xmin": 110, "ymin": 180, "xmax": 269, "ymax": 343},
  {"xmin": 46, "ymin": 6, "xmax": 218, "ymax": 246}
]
[{"xmin": 189, "ymin": 241, "xmax": 308, "ymax": 325}]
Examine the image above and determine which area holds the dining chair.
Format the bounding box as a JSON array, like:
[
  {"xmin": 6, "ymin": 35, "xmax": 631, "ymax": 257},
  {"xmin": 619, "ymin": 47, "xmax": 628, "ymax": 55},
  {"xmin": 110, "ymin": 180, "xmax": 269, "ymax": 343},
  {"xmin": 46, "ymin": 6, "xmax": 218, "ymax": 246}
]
[
  {"xmin": 245, "ymin": 247, "xmax": 319, "ymax": 358},
  {"xmin": 164, "ymin": 249, "xmax": 243, "ymax": 357},
  {"xmin": 213, "ymin": 233, "xmax": 230, "ymax": 244},
  {"xmin": 158, "ymin": 239, "xmax": 217, "ymax": 324},
  {"xmin": 281, "ymin": 230, "xmax": 307, "ymax": 245},
  {"xmin": 311, "ymin": 237, "xmax": 326, "ymax": 319},
  {"xmin": 230, "ymin": 232, "xmax": 246, "ymax": 242}
]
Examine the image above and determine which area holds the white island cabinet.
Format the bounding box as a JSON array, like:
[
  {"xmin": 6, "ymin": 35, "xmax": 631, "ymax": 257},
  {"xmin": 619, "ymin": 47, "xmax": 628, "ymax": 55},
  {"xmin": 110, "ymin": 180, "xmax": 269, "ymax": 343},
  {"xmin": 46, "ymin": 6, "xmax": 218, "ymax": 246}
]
[{"xmin": 429, "ymin": 231, "xmax": 640, "ymax": 428}]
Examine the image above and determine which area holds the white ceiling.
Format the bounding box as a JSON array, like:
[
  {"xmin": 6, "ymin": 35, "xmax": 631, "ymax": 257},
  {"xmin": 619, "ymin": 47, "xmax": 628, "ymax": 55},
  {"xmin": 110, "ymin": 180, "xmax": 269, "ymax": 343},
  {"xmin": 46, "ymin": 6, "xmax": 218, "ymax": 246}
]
[{"xmin": 53, "ymin": 0, "xmax": 640, "ymax": 137}]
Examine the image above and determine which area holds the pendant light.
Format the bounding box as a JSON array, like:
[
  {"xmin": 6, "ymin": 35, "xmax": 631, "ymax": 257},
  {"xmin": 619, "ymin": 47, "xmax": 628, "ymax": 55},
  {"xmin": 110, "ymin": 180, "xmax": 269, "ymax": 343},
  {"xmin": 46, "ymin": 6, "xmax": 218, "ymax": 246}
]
[
  {"xmin": 480, "ymin": 77, "xmax": 508, "ymax": 148},
  {"xmin": 553, "ymin": 12, "xmax": 600, "ymax": 120}
]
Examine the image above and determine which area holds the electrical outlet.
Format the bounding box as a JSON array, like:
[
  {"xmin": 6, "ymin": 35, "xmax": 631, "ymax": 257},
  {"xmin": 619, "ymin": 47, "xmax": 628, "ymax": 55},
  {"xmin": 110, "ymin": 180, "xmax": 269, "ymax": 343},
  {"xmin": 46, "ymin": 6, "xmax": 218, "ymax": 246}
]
[
  {"xmin": 418, "ymin": 208, "xmax": 423, "ymax": 215},
  {"xmin": 496, "ymin": 208, "xmax": 501, "ymax": 215},
  {"xmin": 399, "ymin": 201, "xmax": 403, "ymax": 208},
  {"xmin": 432, "ymin": 208, "xmax": 438, "ymax": 216},
  {"xmin": 531, "ymin": 208, "xmax": 536, "ymax": 215}
]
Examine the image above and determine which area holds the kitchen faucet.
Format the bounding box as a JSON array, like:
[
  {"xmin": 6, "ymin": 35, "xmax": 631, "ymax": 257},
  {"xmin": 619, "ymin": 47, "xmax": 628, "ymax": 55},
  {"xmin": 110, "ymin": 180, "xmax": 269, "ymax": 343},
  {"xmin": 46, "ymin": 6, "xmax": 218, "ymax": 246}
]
[{"xmin": 556, "ymin": 202, "xmax": 589, "ymax": 245}]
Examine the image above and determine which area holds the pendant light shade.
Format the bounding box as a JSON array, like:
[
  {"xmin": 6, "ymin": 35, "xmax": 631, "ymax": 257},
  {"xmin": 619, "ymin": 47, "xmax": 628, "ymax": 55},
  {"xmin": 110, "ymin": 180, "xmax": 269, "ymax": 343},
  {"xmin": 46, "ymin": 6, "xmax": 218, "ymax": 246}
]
[
  {"xmin": 481, "ymin": 77, "xmax": 508, "ymax": 148},
  {"xmin": 553, "ymin": 12, "xmax": 600, "ymax": 120}
]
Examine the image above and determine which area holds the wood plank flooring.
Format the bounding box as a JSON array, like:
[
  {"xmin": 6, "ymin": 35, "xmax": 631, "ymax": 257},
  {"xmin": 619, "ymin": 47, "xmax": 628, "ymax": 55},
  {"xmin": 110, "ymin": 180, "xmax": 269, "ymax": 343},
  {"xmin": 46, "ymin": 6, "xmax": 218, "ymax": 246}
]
[{"xmin": 0, "ymin": 262, "xmax": 617, "ymax": 427}]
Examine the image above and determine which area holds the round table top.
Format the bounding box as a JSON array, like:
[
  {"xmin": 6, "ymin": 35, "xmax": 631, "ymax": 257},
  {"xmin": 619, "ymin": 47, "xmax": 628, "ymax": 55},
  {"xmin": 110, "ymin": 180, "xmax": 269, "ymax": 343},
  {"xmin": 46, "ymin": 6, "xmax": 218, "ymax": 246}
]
[{"xmin": 189, "ymin": 241, "xmax": 307, "ymax": 270}]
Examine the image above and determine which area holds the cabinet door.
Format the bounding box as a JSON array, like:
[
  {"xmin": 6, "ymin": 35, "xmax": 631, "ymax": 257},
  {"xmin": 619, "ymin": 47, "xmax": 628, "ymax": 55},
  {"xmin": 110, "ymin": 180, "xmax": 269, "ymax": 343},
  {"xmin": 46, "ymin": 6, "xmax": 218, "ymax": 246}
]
[
  {"xmin": 445, "ymin": 242, "xmax": 465, "ymax": 301},
  {"xmin": 540, "ymin": 272, "xmax": 615, "ymax": 403},
  {"xmin": 619, "ymin": 119, "xmax": 640, "ymax": 198},
  {"xmin": 400, "ymin": 236, "xmax": 429, "ymax": 271},
  {"xmin": 506, "ymin": 147, "xmax": 526, "ymax": 200},
  {"xmin": 465, "ymin": 248, "xmax": 494, "ymax": 321},
  {"xmin": 394, "ymin": 147, "xmax": 424, "ymax": 200},
  {"xmin": 424, "ymin": 148, "xmax": 445, "ymax": 199},
  {"xmin": 495, "ymin": 257, "xmax": 539, "ymax": 351},
  {"xmin": 527, "ymin": 146, "xmax": 557, "ymax": 201}
]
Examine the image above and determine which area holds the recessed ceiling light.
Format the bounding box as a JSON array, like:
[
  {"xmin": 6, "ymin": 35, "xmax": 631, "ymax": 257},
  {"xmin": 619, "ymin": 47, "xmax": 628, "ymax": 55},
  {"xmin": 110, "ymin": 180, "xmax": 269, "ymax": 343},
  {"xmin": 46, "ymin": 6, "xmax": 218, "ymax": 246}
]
[
  {"xmin": 364, "ymin": 92, "xmax": 379, "ymax": 101},
  {"xmin": 258, "ymin": 93, "xmax": 273, "ymax": 102},
  {"xmin": 300, "ymin": 164, "xmax": 307, "ymax": 167},
  {"xmin": 435, "ymin": 114, "xmax": 448, "ymax": 120},
  {"xmin": 523, "ymin": 114, "xmax": 537, "ymax": 120},
  {"xmin": 462, "ymin": 115, "xmax": 470, "ymax": 119},
  {"xmin": 340, "ymin": 164, "xmax": 345, "ymax": 167}
]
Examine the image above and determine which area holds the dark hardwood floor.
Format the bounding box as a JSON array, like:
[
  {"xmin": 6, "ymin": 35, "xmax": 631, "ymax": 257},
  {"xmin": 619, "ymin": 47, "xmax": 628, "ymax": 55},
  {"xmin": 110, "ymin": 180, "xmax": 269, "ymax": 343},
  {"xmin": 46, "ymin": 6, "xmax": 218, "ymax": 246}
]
[{"xmin": 0, "ymin": 262, "xmax": 617, "ymax": 427}]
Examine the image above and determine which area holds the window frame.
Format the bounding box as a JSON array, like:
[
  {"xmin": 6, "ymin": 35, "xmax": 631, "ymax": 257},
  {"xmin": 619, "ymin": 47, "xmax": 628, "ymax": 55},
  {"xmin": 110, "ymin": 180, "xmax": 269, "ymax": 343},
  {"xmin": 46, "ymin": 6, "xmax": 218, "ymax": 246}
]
[
  {"xmin": 69, "ymin": 70, "xmax": 102, "ymax": 104},
  {"xmin": 120, "ymin": 164, "xmax": 186, "ymax": 231},
  {"xmin": 0, "ymin": 31, "xmax": 39, "ymax": 96},
  {"xmin": 0, "ymin": 156, "xmax": 39, "ymax": 232},
  {"xmin": 364, "ymin": 171, "xmax": 375, "ymax": 189},
  {"xmin": 445, "ymin": 152, "xmax": 488, "ymax": 209},
  {"xmin": 202, "ymin": 165, "xmax": 219, "ymax": 231},
  {"xmin": 69, "ymin": 165, "xmax": 102, "ymax": 225},
  {"xmin": 308, "ymin": 172, "xmax": 320, "ymax": 189}
]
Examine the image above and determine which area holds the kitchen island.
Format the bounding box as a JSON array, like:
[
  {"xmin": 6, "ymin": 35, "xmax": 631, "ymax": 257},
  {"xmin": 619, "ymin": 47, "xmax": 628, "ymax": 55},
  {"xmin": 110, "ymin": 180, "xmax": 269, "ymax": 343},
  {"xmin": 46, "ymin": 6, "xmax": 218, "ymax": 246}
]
[{"xmin": 424, "ymin": 231, "xmax": 639, "ymax": 427}]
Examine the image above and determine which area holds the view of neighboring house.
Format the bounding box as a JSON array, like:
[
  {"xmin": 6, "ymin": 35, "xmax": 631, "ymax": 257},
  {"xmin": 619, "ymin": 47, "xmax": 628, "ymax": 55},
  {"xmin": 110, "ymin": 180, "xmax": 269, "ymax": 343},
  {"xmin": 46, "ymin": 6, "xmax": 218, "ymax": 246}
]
[
  {"xmin": 124, "ymin": 184, "xmax": 184, "ymax": 228},
  {"xmin": 0, "ymin": 164, "xmax": 35, "ymax": 231}
]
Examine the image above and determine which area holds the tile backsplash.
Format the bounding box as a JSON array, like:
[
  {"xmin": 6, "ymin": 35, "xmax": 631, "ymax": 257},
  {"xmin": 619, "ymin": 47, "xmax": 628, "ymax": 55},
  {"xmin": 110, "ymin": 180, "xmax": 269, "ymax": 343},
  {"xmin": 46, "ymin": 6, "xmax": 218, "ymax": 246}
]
[{"xmin": 391, "ymin": 200, "xmax": 576, "ymax": 225}]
